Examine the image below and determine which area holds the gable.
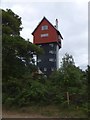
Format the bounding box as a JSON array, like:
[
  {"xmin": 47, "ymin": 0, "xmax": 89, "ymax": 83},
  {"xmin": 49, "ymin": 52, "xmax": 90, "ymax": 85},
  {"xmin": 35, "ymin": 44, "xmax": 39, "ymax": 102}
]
[
  {"xmin": 32, "ymin": 17, "xmax": 63, "ymax": 44},
  {"xmin": 32, "ymin": 17, "xmax": 56, "ymax": 35}
]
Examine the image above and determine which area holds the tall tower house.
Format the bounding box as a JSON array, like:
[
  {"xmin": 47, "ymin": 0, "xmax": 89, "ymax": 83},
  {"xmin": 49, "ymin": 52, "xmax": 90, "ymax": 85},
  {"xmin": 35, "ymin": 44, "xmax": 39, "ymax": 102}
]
[{"xmin": 32, "ymin": 17, "xmax": 63, "ymax": 76}]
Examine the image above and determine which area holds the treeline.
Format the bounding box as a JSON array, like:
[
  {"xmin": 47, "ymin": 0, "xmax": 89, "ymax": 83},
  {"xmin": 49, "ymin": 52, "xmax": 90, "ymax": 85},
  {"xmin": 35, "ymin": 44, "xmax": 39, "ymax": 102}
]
[{"xmin": 2, "ymin": 9, "xmax": 88, "ymax": 113}]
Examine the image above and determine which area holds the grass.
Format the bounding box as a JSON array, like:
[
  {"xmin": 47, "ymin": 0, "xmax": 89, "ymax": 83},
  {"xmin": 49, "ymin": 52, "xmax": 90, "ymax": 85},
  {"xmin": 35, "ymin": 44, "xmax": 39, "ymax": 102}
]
[{"xmin": 3, "ymin": 104, "xmax": 88, "ymax": 118}]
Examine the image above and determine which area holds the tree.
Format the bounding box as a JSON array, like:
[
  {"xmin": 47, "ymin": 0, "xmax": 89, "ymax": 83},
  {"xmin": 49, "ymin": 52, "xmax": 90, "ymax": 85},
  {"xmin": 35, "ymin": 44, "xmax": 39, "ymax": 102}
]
[
  {"xmin": 60, "ymin": 53, "xmax": 84, "ymax": 105},
  {"xmin": 2, "ymin": 9, "xmax": 43, "ymax": 106},
  {"xmin": 2, "ymin": 9, "xmax": 22, "ymax": 35},
  {"xmin": 2, "ymin": 9, "xmax": 43, "ymax": 79},
  {"xmin": 49, "ymin": 53, "xmax": 84, "ymax": 106}
]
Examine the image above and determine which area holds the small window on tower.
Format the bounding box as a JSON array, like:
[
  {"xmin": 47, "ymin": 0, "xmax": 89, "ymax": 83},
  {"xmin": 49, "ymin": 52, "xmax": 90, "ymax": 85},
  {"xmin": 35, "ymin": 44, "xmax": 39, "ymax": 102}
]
[
  {"xmin": 37, "ymin": 59, "xmax": 41, "ymax": 62},
  {"xmin": 38, "ymin": 45, "xmax": 42, "ymax": 47},
  {"xmin": 42, "ymin": 25, "xmax": 48, "ymax": 30},
  {"xmin": 44, "ymin": 68, "xmax": 47, "ymax": 71},
  {"xmin": 49, "ymin": 50, "xmax": 54, "ymax": 54},
  {"xmin": 51, "ymin": 68, "xmax": 54, "ymax": 71},
  {"xmin": 49, "ymin": 58, "xmax": 54, "ymax": 62},
  {"xmin": 41, "ymin": 33, "xmax": 48, "ymax": 37},
  {"xmin": 49, "ymin": 44, "xmax": 54, "ymax": 47}
]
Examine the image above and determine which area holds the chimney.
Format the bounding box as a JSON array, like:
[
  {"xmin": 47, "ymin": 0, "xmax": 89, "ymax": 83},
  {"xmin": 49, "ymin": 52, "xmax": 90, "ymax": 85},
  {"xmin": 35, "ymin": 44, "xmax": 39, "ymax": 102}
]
[{"xmin": 56, "ymin": 19, "xmax": 58, "ymax": 30}]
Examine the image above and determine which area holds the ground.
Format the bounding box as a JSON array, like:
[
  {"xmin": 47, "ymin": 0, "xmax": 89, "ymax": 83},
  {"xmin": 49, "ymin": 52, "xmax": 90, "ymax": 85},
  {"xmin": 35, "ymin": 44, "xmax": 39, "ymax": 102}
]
[{"xmin": 2, "ymin": 105, "xmax": 88, "ymax": 118}]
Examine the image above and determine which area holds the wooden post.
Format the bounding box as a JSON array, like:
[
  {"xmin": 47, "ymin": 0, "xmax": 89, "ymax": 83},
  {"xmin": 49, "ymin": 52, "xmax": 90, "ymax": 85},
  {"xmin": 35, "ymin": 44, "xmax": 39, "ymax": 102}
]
[{"xmin": 67, "ymin": 91, "xmax": 70, "ymax": 105}]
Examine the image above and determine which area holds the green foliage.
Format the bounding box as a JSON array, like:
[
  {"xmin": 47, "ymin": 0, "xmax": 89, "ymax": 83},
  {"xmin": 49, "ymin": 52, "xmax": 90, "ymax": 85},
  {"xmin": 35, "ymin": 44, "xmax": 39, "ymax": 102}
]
[
  {"xmin": 2, "ymin": 9, "xmax": 22, "ymax": 35},
  {"xmin": 2, "ymin": 9, "xmax": 43, "ymax": 79},
  {"xmin": 48, "ymin": 53, "xmax": 88, "ymax": 107},
  {"xmin": 2, "ymin": 9, "xmax": 44, "ymax": 107}
]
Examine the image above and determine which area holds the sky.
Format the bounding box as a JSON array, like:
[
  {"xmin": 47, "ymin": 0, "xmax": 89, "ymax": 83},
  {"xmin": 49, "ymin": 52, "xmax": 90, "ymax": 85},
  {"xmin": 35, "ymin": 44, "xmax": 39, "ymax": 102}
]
[{"xmin": 1, "ymin": 0, "xmax": 89, "ymax": 70}]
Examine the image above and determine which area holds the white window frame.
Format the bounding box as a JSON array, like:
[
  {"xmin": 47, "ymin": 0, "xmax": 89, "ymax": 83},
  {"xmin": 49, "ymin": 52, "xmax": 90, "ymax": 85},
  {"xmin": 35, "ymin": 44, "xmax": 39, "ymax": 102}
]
[
  {"xmin": 49, "ymin": 50, "xmax": 54, "ymax": 54},
  {"xmin": 38, "ymin": 45, "xmax": 42, "ymax": 47},
  {"xmin": 44, "ymin": 67, "xmax": 47, "ymax": 71},
  {"xmin": 51, "ymin": 68, "xmax": 54, "ymax": 71},
  {"xmin": 41, "ymin": 25, "xmax": 48, "ymax": 30},
  {"xmin": 37, "ymin": 59, "xmax": 41, "ymax": 62},
  {"xmin": 49, "ymin": 43, "xmax": 54, "ymax": 47},
  {"xmin": 49, "ymin": 58, "xmax": 54, "ymax": 62},
  {"xmin": 41, "ymin": 33, "xmax": 48, "ymax": 37}
]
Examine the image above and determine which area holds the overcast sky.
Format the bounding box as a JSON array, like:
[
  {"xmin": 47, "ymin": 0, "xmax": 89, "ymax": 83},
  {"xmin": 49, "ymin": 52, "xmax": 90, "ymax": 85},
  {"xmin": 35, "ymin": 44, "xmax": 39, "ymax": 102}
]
[{"xmin": 1, "ymin": 0, "xmax": 88, "ymax": 70}]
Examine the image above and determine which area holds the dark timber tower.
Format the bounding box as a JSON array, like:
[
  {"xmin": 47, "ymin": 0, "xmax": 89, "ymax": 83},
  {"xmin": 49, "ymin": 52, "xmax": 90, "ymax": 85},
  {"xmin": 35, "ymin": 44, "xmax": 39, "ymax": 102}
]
[{"xmin": 32, "ymin": 17, "xmax": 63, "ymax": 76}]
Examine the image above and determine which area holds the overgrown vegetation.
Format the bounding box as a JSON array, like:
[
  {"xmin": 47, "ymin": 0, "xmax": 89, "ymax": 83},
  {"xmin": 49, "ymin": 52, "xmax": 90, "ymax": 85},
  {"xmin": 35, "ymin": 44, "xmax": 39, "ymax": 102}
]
[{"xmin": 2, "ymin": 9, "xmax": 88, "ymax": 117}]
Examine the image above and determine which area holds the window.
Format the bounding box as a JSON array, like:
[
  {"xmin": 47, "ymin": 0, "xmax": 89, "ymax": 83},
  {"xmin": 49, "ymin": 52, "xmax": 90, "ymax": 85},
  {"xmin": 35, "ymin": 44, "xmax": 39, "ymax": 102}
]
[
  {"xmin": 49, "ymin": 58, "xmax": 54, "ymax": 62},
  {"xmin": 42, "ymin": 25, "xmax": 48, "ymax": 30},
  {"xmin": 41, "ymin": 33, "xmax": 48, "ymax": 37},
  {"xmin": 51, "ymin": 68, "xmax": 54, "ymax": 71},
  {"xmin": 37, "ymin": 59, "xmax": 41, "ymax": 62},
  {"xmin": 49, "ymin": 50, "xmax": 54, "ymax": 54},
  {"xmin": 44, "ymin": 68, "xmax": 47, "ymax": 71},
  {"xmin": 38, "ymin": 45, "xmax": 42, "ymax": 47},
  {"xmin": 49, "ymin": 43, "xmax": 54, "ymax": 47}
]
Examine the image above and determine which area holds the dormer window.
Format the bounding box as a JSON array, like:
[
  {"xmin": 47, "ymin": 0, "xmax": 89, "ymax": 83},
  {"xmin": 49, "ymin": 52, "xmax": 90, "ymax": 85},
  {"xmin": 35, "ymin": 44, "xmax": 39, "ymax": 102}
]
[{"xmin": 41, "ymin": 25, "xmax": 48, "ymax": 30}]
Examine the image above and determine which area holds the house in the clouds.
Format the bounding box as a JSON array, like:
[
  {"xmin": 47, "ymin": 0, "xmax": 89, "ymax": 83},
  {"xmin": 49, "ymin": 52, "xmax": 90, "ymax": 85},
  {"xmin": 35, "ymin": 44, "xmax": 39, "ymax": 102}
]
[{"xmin": 32, "ymin": 17, "xmax": 63, "ymax": 76}]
